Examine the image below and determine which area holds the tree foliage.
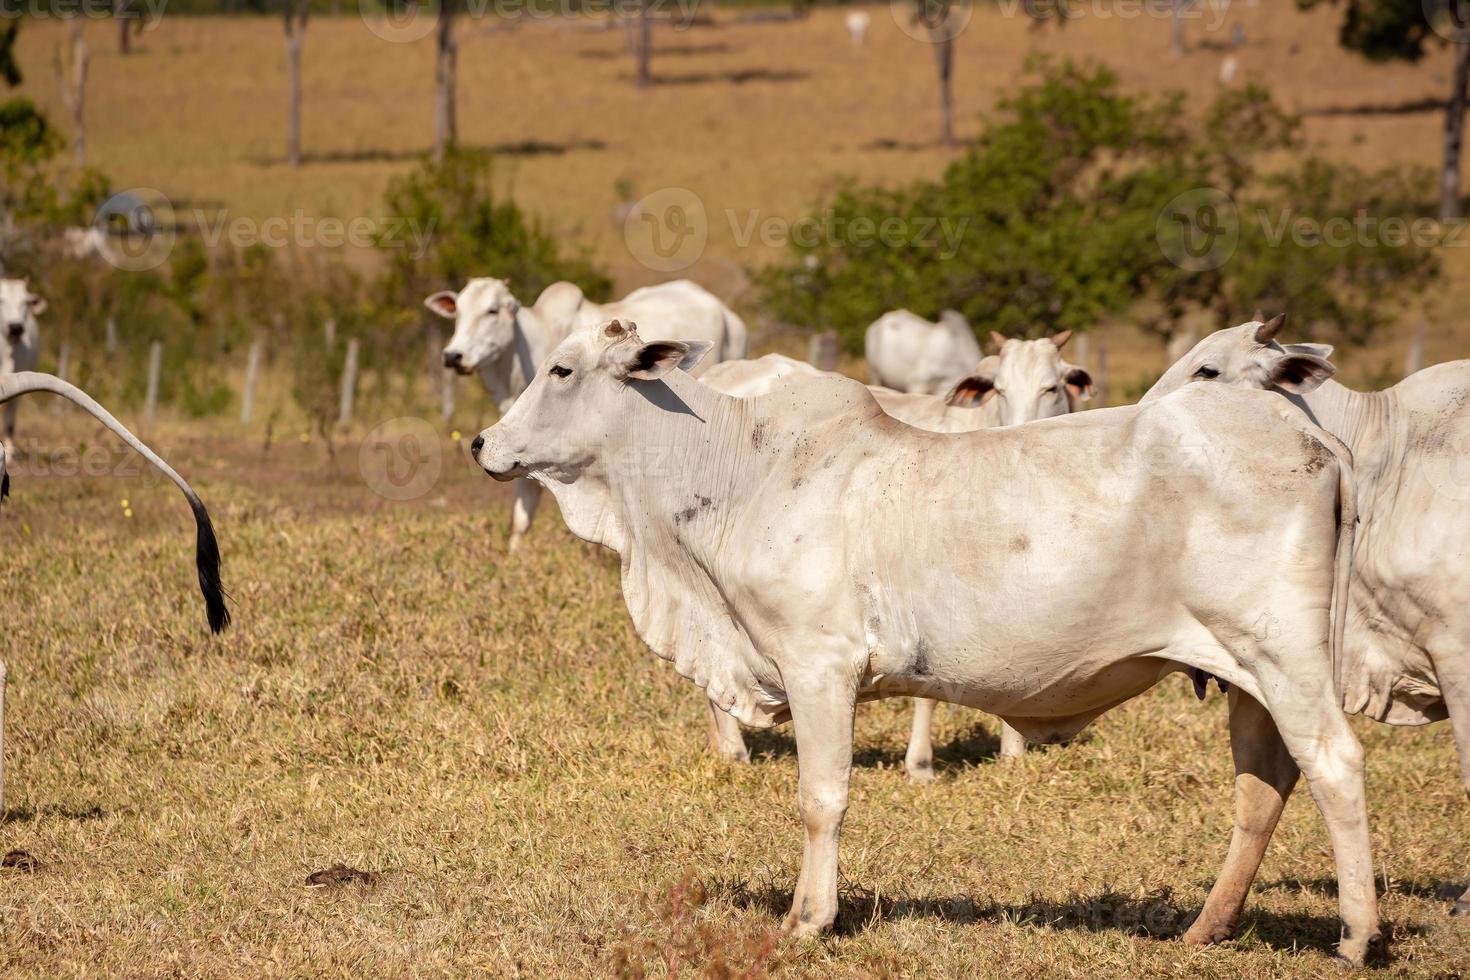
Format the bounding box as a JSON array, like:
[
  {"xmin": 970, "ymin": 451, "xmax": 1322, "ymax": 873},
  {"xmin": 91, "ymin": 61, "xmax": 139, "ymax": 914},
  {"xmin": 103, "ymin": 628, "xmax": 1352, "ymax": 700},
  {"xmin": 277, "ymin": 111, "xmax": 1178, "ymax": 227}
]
[{"xmin": 761, "ymin": 59, "xmax": 1438, "ymax": 351}]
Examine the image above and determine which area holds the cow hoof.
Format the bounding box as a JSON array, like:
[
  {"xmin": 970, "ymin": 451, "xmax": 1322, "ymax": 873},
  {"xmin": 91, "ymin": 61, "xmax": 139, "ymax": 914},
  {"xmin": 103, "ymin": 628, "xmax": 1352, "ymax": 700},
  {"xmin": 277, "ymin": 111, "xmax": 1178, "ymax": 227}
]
[
  {"xmin": 718, "ymin": 748, "xmax": 751, "ymax": 765},
  {"xmin": 780, "ymin": 915, "xmax": 826, "ymax": 940},
  {"xmin": 1333, "ymin": 930, "xmax": 1385, "ymax": 968},
  {"xmin": 507, "ymin": 535, "xmax": 524, "ymax": 555},
  {"xmin": 904, "ymin": 757, "xmax": 936, "ymax": 783},
  {"xmin": 1181, "ymin": 919, "xmax": 1234, "ymax": 946}
]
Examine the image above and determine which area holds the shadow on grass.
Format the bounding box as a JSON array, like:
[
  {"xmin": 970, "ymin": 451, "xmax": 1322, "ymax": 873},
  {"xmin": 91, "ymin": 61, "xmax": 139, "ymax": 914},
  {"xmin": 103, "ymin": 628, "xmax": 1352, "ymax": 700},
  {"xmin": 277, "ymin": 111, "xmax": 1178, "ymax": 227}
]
[
  {"xmin": 1259, "ymin": 874, "xmax": 1468, "ymax": 906},
  {"xmin": 284, "ymin": 138, "xmax": 609, "ymax": 166},
  {"xmin": 2, "ymin": 802, "xmax": 108, "ymax": 825},
  {"xmin": 1303, "ymin": 97, "xmax": 1449, "ymax": 117},
  {"xmin": 646, "ymin": 68, "xmax": 810, "ymax": 86},
  {"xmin": 717, "ymin": 878, "xmax": 1381, "ymax": 958},
  {"xmin": 742, "ymin": 720, "xmax": 1003, "ymax": 774},
  {"xmin": 579, "ymin": 42, "xmax": 733, "ymax": 59}
]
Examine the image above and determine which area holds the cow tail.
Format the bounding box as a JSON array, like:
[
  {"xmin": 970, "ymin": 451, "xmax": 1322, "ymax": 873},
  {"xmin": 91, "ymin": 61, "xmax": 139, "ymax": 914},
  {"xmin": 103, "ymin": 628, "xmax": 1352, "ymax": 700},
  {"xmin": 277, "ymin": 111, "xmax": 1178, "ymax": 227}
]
[{"xmin": 0, "ymin": 371, "xmax": 230, "ymax": 633}]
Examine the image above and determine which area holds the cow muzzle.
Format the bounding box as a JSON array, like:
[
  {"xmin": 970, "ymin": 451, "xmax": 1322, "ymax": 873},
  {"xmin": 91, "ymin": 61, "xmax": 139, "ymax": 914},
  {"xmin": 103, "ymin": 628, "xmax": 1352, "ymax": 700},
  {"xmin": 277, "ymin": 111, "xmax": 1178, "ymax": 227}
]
[
  {"xmin": 442, "ymin": 350, "xmax": 476, "ymax": 375},
  {"xmin": 6, "ymin": 322, "xmax": 24, "ymax": 341},
  {"xmin": 472, "ymin": 431, "xmax": 526, "ymax": 482}
]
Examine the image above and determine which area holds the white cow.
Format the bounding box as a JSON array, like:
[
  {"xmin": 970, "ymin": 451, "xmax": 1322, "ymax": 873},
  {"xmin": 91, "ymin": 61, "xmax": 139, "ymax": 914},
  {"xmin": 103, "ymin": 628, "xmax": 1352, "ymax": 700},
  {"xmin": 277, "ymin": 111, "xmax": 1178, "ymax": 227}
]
[
  {"xmin": 702, "ymin": 334, "xmax": 1094, "ymax": 772},
  {"xmin": 0, "ymin": 279, "xmax": 44, "ymax": 455},
  {"xmin": 1146, "ymin": 314, "xmax": 1470, "ymax": 917},
  {"xmin": 864, "ymin": 309, "xmax": 981, "ymax": 394},
  {"xmin": 427, "ymin": 277, "xmax": 747, "ymax": 551},
  {"xmin": 470, "ymin": 319, "xmax": 1380, "ymax": 964},
  {"xmin": 0, "ymin": 372, "xmax": 229, "ymax": 813}
]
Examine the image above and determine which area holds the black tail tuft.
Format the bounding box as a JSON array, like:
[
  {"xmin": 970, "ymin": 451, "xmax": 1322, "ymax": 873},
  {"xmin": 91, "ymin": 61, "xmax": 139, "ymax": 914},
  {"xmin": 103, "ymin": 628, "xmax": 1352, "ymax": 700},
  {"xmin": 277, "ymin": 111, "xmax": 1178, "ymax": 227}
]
[
  {"xmin": 2, "ymin": 470, "xmax": 9, "ymax": 502},
  {"xmin": 188, "ymin": 493, "xmax": 230, "ymax": 633}
]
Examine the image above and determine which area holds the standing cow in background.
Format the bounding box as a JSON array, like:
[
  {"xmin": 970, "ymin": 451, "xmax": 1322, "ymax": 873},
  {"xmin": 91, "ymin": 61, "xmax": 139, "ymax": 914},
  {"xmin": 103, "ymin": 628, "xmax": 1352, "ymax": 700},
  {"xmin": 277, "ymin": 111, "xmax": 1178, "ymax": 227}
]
[
  {"xmin": 703, "ymin": 331, "xmax": 1093, "ymax": 772},
  {"xmin": 470, "ymin": 319, "xmax": 1380, "ymax": 964},
  {"xmin": 864, "ymin": 309, "xmax": 980, "ymax": 394},
  {"xmin": 1147, "ymin": 313, "xmax": 1470, "ymax": 917},
  {"xmin": 428, "ymin": 277, "xmax": 747, "ymax": 551},
  {"xmin": 0, "ymin": 279, "xmax": 44, "ymax": 455}
]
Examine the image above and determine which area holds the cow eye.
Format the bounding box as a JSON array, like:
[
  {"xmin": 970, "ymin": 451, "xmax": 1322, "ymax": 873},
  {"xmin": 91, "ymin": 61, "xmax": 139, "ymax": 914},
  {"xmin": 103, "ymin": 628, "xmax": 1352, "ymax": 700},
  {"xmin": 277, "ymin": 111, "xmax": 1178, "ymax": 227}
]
[
  {"xmin": 1193, "ymin": 365, "xmax": 1220, "ymax": 379},
  {"xmin": 550, "ymin": 365, "xmax": 573, "ymax": 379},
  {"xmin": 1043, "ymin": 385, "xmax": 1059, "ymax": 395}
]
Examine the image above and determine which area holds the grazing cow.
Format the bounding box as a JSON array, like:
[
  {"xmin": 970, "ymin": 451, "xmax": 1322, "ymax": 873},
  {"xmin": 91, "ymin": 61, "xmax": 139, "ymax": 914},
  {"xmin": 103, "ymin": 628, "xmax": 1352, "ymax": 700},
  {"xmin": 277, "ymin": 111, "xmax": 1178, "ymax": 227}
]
[
  {"xmin": 702, "ymin": 335, "xmax": 1094, "ymax": 772},
  {"xmin": 1146, "ymin": 314, "xmax": 1470, "ymax": 916},
  {"xmin": 0, "ymin": 279, "xmax": 44, "ymax": 454},
  {"xmin": 864, "ymin": 309, "xmax": 981, "ymax": 394},
  {"xmin": 470, "ymin": 320, "xmax": 1380, "ymax": 963},
  {"xmin": 428, "ymin": 277, "xmax": 747, "ymax": 551},
  {"xmin": 0, "ymin": 372, "xmax": 229, "ymax": 812}
]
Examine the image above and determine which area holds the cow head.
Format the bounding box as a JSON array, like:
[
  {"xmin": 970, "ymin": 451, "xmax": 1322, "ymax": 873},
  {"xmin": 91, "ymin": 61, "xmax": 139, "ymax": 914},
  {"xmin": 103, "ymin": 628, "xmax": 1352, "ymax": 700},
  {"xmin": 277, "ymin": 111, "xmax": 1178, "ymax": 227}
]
[
  {"xmin": 0, "ymin": 278, "xmax": 44, "ymax": 364},
  {"xmin": 1143, "ymin": 315, "xmax": 1336, "ymax": 403},
  {"xmin": 947, "ymin": 330, "xmax": 1092, "ymax": 425},
  {"xmin": 426, "ymin": 277, "xmax": 523, "ymax": 375},
  {"xmin": 473, "ymin": 319, "xmax": 712, "ymax": 484}
]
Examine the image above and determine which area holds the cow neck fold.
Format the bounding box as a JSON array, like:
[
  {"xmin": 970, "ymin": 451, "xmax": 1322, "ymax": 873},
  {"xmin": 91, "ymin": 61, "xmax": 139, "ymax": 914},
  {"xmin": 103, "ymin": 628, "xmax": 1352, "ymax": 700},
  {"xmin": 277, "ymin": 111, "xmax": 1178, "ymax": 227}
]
[{"xmin": 1294, "ymin": 380, "xmax": 1398, "ymax": 509}]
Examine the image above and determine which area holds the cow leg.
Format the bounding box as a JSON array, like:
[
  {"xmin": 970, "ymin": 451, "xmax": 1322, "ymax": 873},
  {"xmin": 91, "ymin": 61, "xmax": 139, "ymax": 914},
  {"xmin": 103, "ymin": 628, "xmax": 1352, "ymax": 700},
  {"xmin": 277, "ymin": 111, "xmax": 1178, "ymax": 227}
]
[
  {"xmin": 904, "ymin": 698, "xmax": 937, "ymax": 782},
  {"xmin": 508, "ymin": 477, "xmax": 541, "ymax": 553},
  {"xmin": 2, "ymin": 400, "xmax": 16, "ymax": 457},
  {"xmin": 706, "ymin": 699, "xmax": 749, "ymax": 763},
  {"xmin": 999, "ymin": 721, "xmax": 1027, "ymax": 760},
  {"xmin": 1436, "ymin": 653, "xmax": 1470, "ymax": 915},
  {"xmin": 1252, "ymin": 665, "xmax": 1381, "ymax": 965},
  {"xmin": 1185, "ymin": 688, "xmax": 1299, "ymax": 945},
  {"xmin": 783, "ymin": 672, "xmax": 857, "ymax": 937}
]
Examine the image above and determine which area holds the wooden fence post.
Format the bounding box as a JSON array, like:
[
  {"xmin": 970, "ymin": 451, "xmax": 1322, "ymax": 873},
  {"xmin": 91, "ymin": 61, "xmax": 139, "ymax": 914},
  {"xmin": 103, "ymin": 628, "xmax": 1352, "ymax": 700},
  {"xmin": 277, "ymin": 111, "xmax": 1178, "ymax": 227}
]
[
  {"xmin": 323, "ymin": 318, "xmax": 336, "ymax": 353},
  {"xmin": 1094, "ymin": 341, "xmax": 1109, "ymax": 409},
  {"xmin": 104, "ymin": 316, "xmax": 118, "ymax": 354},
  {"xmin": 144, "ymin": 340, "xmax": 162, "ymax": 423},
  {"xmin": 52, "ymin": 341, "xmax": 71, "ymax": 415},
  {"xmin": 338, "ymin": 338, "xmax": 360, "ymax": 427},
  {"xmin": 241, "ymin": 338, "xmax": 263, "ymax": 424},
  {"xmin": 807, "ymin": 330, "xmax": 839, "ymax": 371},
  {"xmin": 1405, "ymin": 321, "xmax": 1426, "ymax": 378}
]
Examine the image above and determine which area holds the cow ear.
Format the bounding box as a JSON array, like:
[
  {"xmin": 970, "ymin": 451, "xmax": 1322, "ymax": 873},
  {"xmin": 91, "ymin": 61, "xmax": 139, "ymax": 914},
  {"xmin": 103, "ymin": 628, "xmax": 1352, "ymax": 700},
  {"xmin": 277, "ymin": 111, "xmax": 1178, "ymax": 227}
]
[
  {"xmin": 946, "ymin": 373, "xmax": 996, "ymax": 408},
  {"xmin": 424, "ymin": 291, "xmax": 458, "ymax": 319},
  {"xmin": 1283, "ymin": 342, "xmax": 1334, "ymax": 361},
  {"xmin": 616, "ymin": 340, "xmax": 713, "ymax": 381},
  {"xmin": 1063, "ymin": 363, "xmax": 1093, "ymax": 402},
  {"xmin": 1266, "ymin": 349, "xmax": 1335, "ymax": 394},
  {"xmin": 26, "ymin": 295, "xmax": 45, "ymax": 316}
]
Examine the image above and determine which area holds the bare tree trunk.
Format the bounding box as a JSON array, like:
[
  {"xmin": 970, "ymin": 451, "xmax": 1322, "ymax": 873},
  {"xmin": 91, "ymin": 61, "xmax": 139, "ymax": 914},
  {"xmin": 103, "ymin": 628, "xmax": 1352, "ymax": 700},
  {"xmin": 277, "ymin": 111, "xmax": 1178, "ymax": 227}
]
[
  {"xmin": 1170, "ymin": 0, "xmax": 1187, "ymax": 58},
  {"xmin": 56, "ymin": 19, "xmax": 88, "ymax": 168},
  {"xmin": 1442, "ymin": 31, "xmax": 1470, "ymax": 221},
  {"xmin": 284, "ymin": 2, "xmax": 308, "ymax": 169},
  {"xmin": 636, "ymin": 0, "xmax": 652, "ymax": 88},
  {"xmin": 932, "ymin": 28, "xmax": 954, "ymax": 147},
  {"xmin": 117, "ymin": 0, "xmax": 132, "ymax": 55},
  {"xmin": 433, "ymin": 0, "xmax": 457, "ymax": 162}
]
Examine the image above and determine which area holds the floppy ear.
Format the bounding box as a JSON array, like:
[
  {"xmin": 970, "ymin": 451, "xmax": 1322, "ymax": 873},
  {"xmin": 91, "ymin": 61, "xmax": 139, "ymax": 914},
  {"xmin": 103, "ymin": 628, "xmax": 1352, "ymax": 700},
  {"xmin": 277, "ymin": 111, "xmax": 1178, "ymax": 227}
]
[
  {"xmin": 1265, "ymin": 348, "xmax": 1335, "ymax": 394},
  {"xmin": 988, "ymin": 330, "xmax": 1008, "ymax": 352},
  {"xmin": 615, "ymin": 339, "xmax": 714, "ymax": 381},
  {"xmin": 424, "ymin": 291, "xmax": 458, "ymax": 319},
  {"xmin": 26, "ymin": 294, "xmax": 46, "ymax": 316},
  {"xmin": 1062, "ymin": 363, "xmax": 1093, "ymax": 403},
  {"xmin": 1283, "ymin": 342, "xmax": 1334, "ymax": 360}
]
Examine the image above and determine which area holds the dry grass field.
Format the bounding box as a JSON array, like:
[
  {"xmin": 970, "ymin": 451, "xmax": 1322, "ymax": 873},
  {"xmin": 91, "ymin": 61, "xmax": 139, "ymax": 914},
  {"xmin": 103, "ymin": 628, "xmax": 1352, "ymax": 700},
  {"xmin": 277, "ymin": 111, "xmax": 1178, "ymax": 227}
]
[{"xmin": 0, "ymin": 412, "xmax": 1468, "ymax": 977}]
